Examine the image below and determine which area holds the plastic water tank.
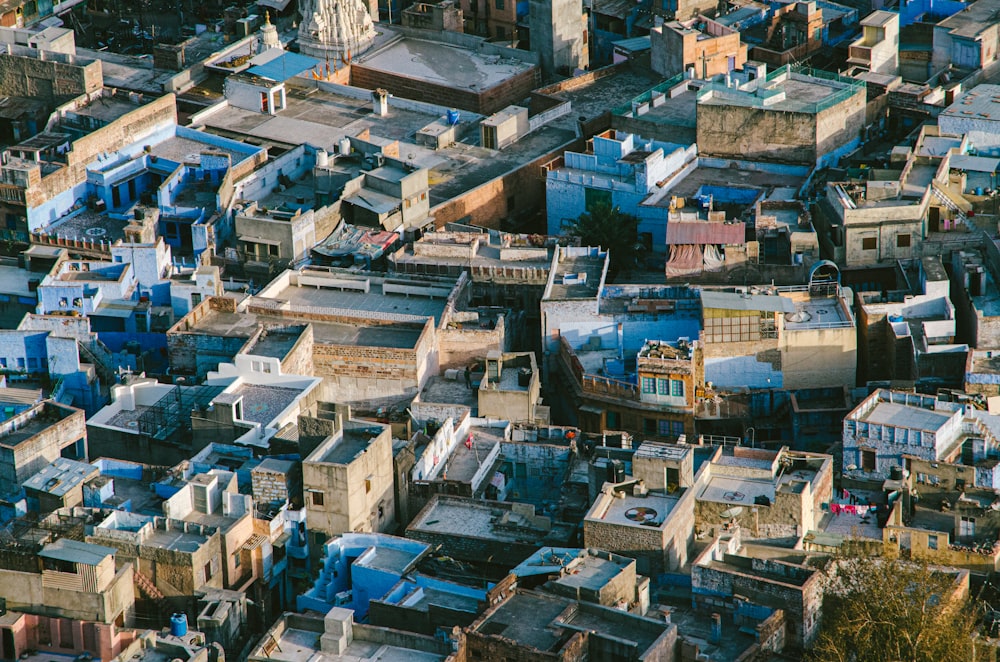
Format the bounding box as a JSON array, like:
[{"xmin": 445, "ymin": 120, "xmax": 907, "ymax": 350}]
[
  {"xmin": 888, "ymin": 314, "xmax": 904, "ymax": 323},
  {"xmin": 339, "ymin": 137, "xmax": 352, "ymax": 156},
  {"xmin": 170, "ymin": 613, "xmax": 188, "ymax": 637},
  {"xmin": 316, "ymin": 148, "xmax": 329, "ymax": 167},
  {"xmin": 446, "ymin": 109, "xmax": 461, "ymax": 125}
]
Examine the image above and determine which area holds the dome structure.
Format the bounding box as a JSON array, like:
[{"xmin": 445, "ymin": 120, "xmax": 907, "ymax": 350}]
[{"xmin": 298, "ymin": 0, "xmax": 376, "ymax": 61}]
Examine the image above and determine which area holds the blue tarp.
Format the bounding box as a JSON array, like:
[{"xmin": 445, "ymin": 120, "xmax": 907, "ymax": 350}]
[{"xmin": 247, "ymin": 52, "xmax": 322, "ymax": 82}]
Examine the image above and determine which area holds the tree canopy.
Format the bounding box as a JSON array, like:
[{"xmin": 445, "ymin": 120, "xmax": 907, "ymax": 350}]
[
  {"xmin": 809, "ymin": 557, "xmax": 977, "ymax": 662},
  {"xmin": 561, "ymin": 202, "xmax": 641, "ymax": 277}
]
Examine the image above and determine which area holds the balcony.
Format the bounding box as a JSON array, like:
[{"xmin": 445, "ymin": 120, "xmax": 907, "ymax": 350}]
[{"xmin": 582, "ymin": 374, "xmax": 638, "ymax": 400}]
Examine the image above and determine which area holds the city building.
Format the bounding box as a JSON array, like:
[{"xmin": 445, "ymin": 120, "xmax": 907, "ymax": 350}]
[
  {"xmin": 303, "ymin": 419, "xmax": 396, "ymax": 538},
  {"xmin": 651, "ymin": 16, "xmax": 748, "ymax": 79},
  {"xmin": 696, "ymin": 63, "xmax": 866, "ymax": 166},
  {"xmin": 847, "ymin": 11, "xmax": 900, "ymax": 76}
]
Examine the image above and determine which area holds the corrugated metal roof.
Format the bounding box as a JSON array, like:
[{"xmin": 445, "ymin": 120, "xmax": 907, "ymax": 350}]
[
  {"xmin": 666, "ymin": 221, "xmax": 745, "ymax": 245},
  {"xmin": 950, "ymin": 154, "xmax": 1000, "ymax": 173},
  {"xmin": 700, "ymin": 290, "xmax": 795, "ymax": 313},
  {"xmin": 40, "ymin": 538, "xmax": 116, "ymax": 566},
  {"xmin": 612, "ymin": 36, "xmax": 651, "ymax": 52}
]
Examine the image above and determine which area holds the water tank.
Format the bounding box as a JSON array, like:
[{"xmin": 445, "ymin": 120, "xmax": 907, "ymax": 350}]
[
  {"xmin": 606, "ymin": 459, "xmax": 625, "ymax": 483},
  {"xmin": 316, "ymin": 148, "xmax": 329, "ymax": 167},
  {"xmin": 977, "ymin": 187, "xmax": 985, "ymax": 196},
  {"xmin": 170, "ymin": 613, "xmax": 188, "ymax": 637},
  {"xmin": 339, "ymin": 138, "xmax": 352, "ymax": 156},
  {"xmin": 889, "ymin": 466, "xmax": 903, "ymax": 481},
  {"xmin": 888, "ymin": 314, "xmax": 904, "ymax": 323},
  {"xmin": 134, "ymin": 207, "xmax": 145, "ymax": 220},
  {"xmin": 446, "ymin": 109, "xmax": 460, "ymax": 125}
]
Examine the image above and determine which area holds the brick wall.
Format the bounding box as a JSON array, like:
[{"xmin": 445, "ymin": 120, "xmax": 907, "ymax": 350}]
[
  {"xmin": 350, "ymin": 65, "xmax": 539, "ymax": 115},
  {"xmin": 430, "ymin": 138, "xmax": 580, "ymax": 229}
]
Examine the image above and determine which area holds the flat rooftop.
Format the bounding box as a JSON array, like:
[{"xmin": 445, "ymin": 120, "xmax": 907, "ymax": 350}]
[
  {"xmin": 552, "ymin": 555, "xmax": 629, "ymax": 592},
  {"xmin": 592, "ymin": 491, "xmax": 679, "ymax": 527},
  {"xmin": 783, "ymin": 291, "xmax": 852, "ymax": 330},
  {"xmin": 698, "ymin": 71, "xmax": 863, "ymax": 114},
  {"xmin": 356, "ymin": 38, "xmax": 534, "ymax": 92},
  {"xmin": 409, "ymin": 498, "xmax": 548, "ymax": 542},
  {"xmin": 267, "ymin": 278, "xmax": 449, "ymax": 322},
  {"xmin": 357, "ymin": 545, "xmax": 420, "ymax": 574},
  {"xmin": 43, "ymin": 210, "xmax": 130, "ymax": 242},
  {"xmin": 438, "ymin": 427, "xmax": 503, "ymax": 483},
  {"xmin": 473, "ymin": 592, "xmax": 570, "ymax": 651},
  {"xmin": 666, "ymin": 165, "xmax": 806, "ymax": 198},
  {"xmin": 699, "ymin": 475, "xmax": 775, "ymax": 505},
  {"xmin": 189, "ymin": 308, "xmax": 424, "ymax": 349},
  {"xmin": 148, "ymin": 135, "xmax": 248, "ymax": 166},
  {"xmin": 860, "ymin": 401, "xmax": 953, "ymax": 432},
  {"xmin": 315, "ymin": 427, "xmax": 381, "ymax": 464},
  {"xmin": 547, "ymin": 253, "xmax": 606, "ymax": 300},
  {"xmin": 260, "ymin": 626, "xmax": 445, "ymax": 662},
  {"xmin": 419, "ymin": 376, "xmax": 478, "ymax": 409},
  {"xmin": 244, "ymin": 327, "xmax": 305, "ymax": 359},
  {"xmin": 937, "ymin": 1, "xmax": 1000, "ymax": 38},
  {"xmin": 942, "ymin": 85, "xmax": 1000, "ymax": 122},
  {"xmin": 143, "ymin": 527, "xmax": 210, "ymax": 553},
  {"xmin": 229, "ymin": 383, "xmax": 304, "ymax": 424}
]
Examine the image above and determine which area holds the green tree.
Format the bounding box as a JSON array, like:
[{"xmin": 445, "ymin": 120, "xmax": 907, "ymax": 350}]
[
  {"xmin": 561, "ymin": 202, "xmax": 641, "ymax": 277},
  {"xmin": 809, "ymin": 557, "xmax": 977, "ymax": 662}
]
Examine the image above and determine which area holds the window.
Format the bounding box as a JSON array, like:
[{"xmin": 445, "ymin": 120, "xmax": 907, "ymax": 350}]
[
  {"xmin": 927, "ymin": 536, "xmax": 938, "ymax": 550},
  {"xmin": 495, "ymin": 0, "xmax": 504, "ymax": 8},
  {"xmin": 311, "ymin": 491, "xmax": 325, "ymax": 506},
  {"xmin": 26, "ymin": 358, "xmax": 37, "ymax": 371},
  {"xmin": 862, "ymin": 237, "xmax": 877, "ymax": 250},
  {"xmin": 606, "ymin": 410, "xmax": 620, "ymax": 428},
  {"xmin": 251, "ymin": 360, "xmax": 261, "ymax": 372},
  {"xmin": 233, "ymin": 552, "xmax": 241, "ymax": 567},
  {"xmin": 657, "ymin": 378, "xmax": 670, "ymax": 395},
  {"xmin": 496, "ymin": 25, "xmax": 506, "ymax": 39},
  {"xmin": 657, "ymin": 420, "xmax": 671, "ymax": 436},
  {"xmin": 960, "ymin": 516, "xmax": 976, "ymax": 539},
  {"xmin": 191, "ymin": 293, "xmax": 202, "ymax": 307},
  {"xmin": 263, "ymin": 364, "xmax": 272, "ymax": 374},
  {"xmin": 204, "ymin": 562, "xmax": 213, "ymax": 582},
  {"xmin": 896, "ymin": 234, "xmax": 911, "ymax": 248},
  {"xmin": 671, "ymin": 379, "xmax": 684, "ymax": 397},
  {"xmin": 644, "ymin": 418, "xmax": 656, "ymax": 435},
  {"xmin": 641, "ymin": 377, "xmax": 656, "ymax": 394},
  {"xmin": 671, "ymin": 420, "xmax": 684, "ymax": 437},
  {"xmin": 365, "ymin": 478, "xmax": 372, "ymax": 494},
  {"xmin": 269, "ymin": 244, "xmax": 279, "ymax": 257},
  {"xmin": 59, "ymin": 297, "xmax": 67, "ymax": 308}
]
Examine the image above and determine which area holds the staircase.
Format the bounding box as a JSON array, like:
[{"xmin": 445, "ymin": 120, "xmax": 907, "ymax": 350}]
[
  {"xmin": 78, "ymin": 337, "xmax": 117, "ymax": 386},
  {"xmin": 931, "ymin": 183, "xmax": 970, "ymax": 230},
  {"xmin": 133, "ymin": 569, "xmax": 168, "ymax": 626},
  {"xmin": 134, "ymin": 568, "xmax": 166, "ymax": 602}
]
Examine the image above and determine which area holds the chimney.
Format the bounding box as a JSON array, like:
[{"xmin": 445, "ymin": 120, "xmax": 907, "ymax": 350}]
[{"xmin": 372, "ymin": 88, "xmax": 388, "ymax": 117}]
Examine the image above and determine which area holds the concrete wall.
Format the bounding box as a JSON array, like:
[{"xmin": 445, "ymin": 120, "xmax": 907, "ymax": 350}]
[
  {"xmin": 781, "ymin": 325, "xmax": 857, "ymax": 389},
  {"xmin": 0, "ymin": 401, "xmax": 87, "ymax": 485}
]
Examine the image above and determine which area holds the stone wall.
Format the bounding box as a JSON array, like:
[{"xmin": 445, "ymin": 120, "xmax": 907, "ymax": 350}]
[{"xmin": 0, "ymin": 52, "xmax": 102, "ymax": 105}]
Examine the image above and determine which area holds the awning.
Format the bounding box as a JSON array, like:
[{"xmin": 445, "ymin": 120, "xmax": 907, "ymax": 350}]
[{"xmin": 579, "ymin": 405, "xmax": 604, "ymax": 415}]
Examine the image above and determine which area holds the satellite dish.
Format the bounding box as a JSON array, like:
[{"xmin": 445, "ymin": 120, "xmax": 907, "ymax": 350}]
[
  {"xmin": 846, "ymin": 464, "xmax": 858, "ymax": 471},
  {"xmin": 720, "ymin": 506, "xmax": 745, "ymax": 520}
]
